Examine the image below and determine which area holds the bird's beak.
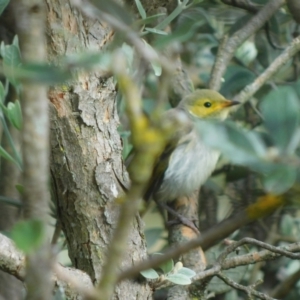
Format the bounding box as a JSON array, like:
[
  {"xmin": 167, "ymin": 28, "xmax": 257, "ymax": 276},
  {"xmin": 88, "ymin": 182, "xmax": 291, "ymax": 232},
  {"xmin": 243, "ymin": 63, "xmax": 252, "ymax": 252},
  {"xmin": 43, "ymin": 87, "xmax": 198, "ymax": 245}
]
[{"xmin": 222, "ymin": 100, "xmax": 240, "ymax": 107}]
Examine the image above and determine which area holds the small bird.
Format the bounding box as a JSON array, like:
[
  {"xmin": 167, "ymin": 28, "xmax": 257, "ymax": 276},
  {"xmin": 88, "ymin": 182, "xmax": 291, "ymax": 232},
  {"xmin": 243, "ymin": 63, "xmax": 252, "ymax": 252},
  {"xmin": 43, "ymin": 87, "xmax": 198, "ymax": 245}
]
[{"xmin": 144, "ymin": 89, "xmax": 239, "ymax": 210}]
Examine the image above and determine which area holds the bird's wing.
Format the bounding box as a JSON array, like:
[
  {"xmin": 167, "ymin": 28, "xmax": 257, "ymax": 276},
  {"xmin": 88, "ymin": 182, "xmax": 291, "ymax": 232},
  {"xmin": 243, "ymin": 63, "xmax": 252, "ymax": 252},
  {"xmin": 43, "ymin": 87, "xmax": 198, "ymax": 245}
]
[{"xmin": 144, "ymin": 110, "xmax": 193, "ymax": 202}]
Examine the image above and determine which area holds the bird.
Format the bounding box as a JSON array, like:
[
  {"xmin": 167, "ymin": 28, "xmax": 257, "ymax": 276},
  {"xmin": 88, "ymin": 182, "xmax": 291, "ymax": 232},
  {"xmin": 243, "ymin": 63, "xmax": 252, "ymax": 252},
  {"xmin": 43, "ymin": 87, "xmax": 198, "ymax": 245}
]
[{"xmin": 143, "ymin": 89, "xmax": 239, "ymax": 223}]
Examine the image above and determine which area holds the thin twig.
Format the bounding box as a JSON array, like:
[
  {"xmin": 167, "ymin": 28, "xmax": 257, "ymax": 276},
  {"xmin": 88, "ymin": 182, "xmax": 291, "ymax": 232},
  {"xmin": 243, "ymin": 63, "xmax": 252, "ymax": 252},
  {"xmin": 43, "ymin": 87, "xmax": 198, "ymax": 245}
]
[
  {"xmin": 118, "ymin": 195, "xmax": 284, "ymax": 282},
  {"xmin": 234, "ymin": 35, "xmax": 300, "ymax": 103},
  {"xmin": 209, "ymin": 0, "xmax": 285, "ymax": 91},
  {"xmin": 217, "ymin": 237, "xmax": 300, "ymax": 264},
  {"xmin": 217, "ymin": 272, "xmax": 278, "ymax": 300},
  {"xmin": 192, "ymin": 240, "xmax": 300, "ymax": 282}
]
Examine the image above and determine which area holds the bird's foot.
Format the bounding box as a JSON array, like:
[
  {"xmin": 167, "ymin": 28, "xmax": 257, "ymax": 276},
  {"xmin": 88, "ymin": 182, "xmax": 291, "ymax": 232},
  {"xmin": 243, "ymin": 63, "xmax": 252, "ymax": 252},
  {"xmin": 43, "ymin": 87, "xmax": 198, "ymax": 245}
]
[{"xmin": 158, "ymin": 203, "xmax": 200, "ymax": 234}]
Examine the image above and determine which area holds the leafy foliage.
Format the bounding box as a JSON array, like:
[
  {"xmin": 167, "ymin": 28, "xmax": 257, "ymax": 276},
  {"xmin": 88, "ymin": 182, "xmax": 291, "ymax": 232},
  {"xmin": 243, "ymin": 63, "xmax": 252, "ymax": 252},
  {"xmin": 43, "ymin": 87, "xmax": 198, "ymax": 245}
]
[{"xmin": 10, "ymin": 219, "xmax": 44, "ymax": 254}]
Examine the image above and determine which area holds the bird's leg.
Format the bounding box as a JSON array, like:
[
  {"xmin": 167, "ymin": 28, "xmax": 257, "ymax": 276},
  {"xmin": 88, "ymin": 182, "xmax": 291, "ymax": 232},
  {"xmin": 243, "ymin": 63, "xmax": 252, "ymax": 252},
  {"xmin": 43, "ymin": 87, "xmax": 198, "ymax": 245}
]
[{"xmin": 155, "ymin": 200, "xmax": 200, "ymax": 234}]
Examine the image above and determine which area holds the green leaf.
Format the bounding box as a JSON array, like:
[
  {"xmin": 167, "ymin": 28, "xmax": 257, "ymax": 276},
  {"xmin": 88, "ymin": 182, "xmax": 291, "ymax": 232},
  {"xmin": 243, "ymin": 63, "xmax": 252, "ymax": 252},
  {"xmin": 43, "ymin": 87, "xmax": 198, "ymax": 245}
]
[
  {"xmin": 235, "ymin": 40, "xmax": 257, "ymax": 66},
  {"xmin": 144, "ymin": 27, "xmax": 168, "ymax": 35},
  {"xmin": 15, "ymin": 184, "xmax": 24, "ymax": 195},
  {"xmin": 154, "ymin": 16, "xmax": 206, "ymax": 49},
  {"xmin": 135, "ymin": 13, "xmax": 166, "ymax": 26},
  {"xmin": 0, "ymin": 81, "xmax": 5, "ymax": 102},
  {"xmin": 140, "ymin": 268, "xmax": 159, "ymax": 279},
  {"xmin": 1, "ymin": 43, "xmax": 22, "ymax": 90},
  {"xmin": 0, "ymin": 0, "xmax": 9, "ymax": 16},
  {"xmin": 177, "ymin": 267, "xmax": 196, "ymax": 278},
  {"xmin": 0, "ymin": 145, "xmax": 18, "ymax": 165},
  {"xmin": 166, "ymin": 273, "xmax": 191, "ymax": 285},
  {"xmin": 14, "ymin": 63, "xmax": 71, "ymax": 84},
  {"xmin": 207, "ymin": 243, "xmax": 249, "ymax": 294},
  {"xmin": 220, "ymin": 65, "xmax": 256, "ymax": 96},
  {"xmin": 11, "ymin": 219, "xmax": 44, "ymax": 253},
  {"xmin": 280, "ymin": 214, "xmax": 294, "ymax": 236},
  {"xmin": 134, "ymin": 0, "xmax": 146, "ymax": 19},
  {"xmin": 263, "ymin": 166, "xmax": 297, "ymax": 194},
  {"xmin": 154, "ymin": 0, "xmax": 189, "ymax": 31},
  {"xmin": 0, "ymin": 196, "xmax": 22, "ymax": 208},
  {"xmin": 6, "ymin": 100, "xmax": 22, "ymax": 130},
  {"xmin": 260, "ymin": 86, "xmax": 300, "ymax": 154},
  {"xmin": 196, "ymin": 120, "xmax": 268, "ymax": 172},
  {"xmin": 63, "ymin": 52, "xmax": 112, "ymax": 69},
  {"xmin": 159, "ymin": 258, "xmax": 174, "ymax": 274},
  {"xmin": 145, "ymin": 227, "xmax": 163, "ymax": 249},
  {"xmin": 142, "ymin": 40, "xmax": 161, "ymax": 76}
]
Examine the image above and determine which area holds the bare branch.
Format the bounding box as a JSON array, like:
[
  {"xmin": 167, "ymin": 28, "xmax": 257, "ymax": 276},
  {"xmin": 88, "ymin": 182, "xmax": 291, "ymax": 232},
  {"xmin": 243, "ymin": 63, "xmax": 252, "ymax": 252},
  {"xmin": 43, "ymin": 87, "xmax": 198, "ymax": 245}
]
[
  {"xmin": 192, "ymin": 240, "xmax": 300, "ymax": 282},
  {"xmin": 118, "ymin": 195, "xmax": 284, "ymax": 282},
  {"xmin": 217, "ymin": 273, "xmax": 277, "ymax": 300},
  {"xmin": 209, "ymin": 0, "xmax": 285, "ymax": 91},
  {"xmin": 234, "ymin": 35, "xmax": 300, "ymax": 103},
  {"xmin": 14, "ymin": 0, "xmax": 53, "ymax": 299},
  {"xmin": 0, "ymin": 233, "xmax": 95, "ymax": 299},
  {"xmin": 217, "ymin": 237, "xmax": 300, "ymax": 264}
]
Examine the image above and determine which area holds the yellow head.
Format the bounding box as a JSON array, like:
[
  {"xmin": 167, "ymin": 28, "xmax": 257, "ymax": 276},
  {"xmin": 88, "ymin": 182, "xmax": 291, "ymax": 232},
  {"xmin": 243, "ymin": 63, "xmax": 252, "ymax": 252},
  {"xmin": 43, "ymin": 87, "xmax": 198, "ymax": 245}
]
[{"xmin": 178, "ymin": 89, "xmax": 239, "ymax": 120}]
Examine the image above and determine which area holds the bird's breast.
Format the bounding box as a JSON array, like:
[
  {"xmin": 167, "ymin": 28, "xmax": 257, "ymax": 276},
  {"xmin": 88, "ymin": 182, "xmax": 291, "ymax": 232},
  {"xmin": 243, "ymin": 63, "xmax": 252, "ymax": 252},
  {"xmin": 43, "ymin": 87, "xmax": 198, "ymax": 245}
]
[{"xmin": 155, "ymin": 133, "xmax": 219, "ymax": 202}]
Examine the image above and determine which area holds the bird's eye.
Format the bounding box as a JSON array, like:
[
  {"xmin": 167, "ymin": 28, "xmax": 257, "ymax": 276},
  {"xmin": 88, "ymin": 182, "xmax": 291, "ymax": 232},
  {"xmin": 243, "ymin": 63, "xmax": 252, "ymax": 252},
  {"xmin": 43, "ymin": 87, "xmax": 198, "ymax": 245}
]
[{"xmin": 204, "ymin": 102, "xmax": 211, "ymax": 108}]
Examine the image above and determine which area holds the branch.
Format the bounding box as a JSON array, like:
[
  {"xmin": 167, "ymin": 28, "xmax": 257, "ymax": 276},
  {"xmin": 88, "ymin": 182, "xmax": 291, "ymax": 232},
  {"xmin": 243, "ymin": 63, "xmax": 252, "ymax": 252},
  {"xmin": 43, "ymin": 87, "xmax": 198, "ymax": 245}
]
[
  {"xmin": 14, "ymin": 0, "xmax": 53, "ymax": 299},
  {"xmin": 221, "ymin": 0, "xmax": 260, "ymax": 13},
  {"xmin": 270, "ymin": 268, "xmax": 300, "ymax": 299},
  {"xmin": 0, "ymin": 233, "xmax": 96, "ymax": 299},
  {"xmin": 217, "ymin": 237, "xmax": 300, "ymax": 264},
  {"xmin": 234, "ymin": 35, "xmax": 300, "ymax": 103},
  {"xmin": 209, "ymin": 0, "xmax": 285, "ymax": 91},
  {"xmin": 192, "ymin": 239, "xmax": 300, "ymax": 282},
  {"xmin": 117, "ymin": 195, "xmax": 285, "ymax": 282},
  {"xmin": 217, "ymin": 273, "xmax": 277, "ymax": 300}
]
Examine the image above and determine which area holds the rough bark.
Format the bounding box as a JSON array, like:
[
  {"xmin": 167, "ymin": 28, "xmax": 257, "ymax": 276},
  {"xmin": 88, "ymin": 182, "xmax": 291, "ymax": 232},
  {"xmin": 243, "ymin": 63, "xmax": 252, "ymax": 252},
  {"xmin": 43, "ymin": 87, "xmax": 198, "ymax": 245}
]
[{"xmin": 46, "ymin": 1, "xmax": 151, "ymax": 298}]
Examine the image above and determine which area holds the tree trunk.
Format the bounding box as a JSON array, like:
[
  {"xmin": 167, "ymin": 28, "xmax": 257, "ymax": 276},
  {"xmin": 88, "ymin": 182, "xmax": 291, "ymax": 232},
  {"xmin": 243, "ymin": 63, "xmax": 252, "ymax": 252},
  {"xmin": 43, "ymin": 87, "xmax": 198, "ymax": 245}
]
[{"xmin": 46, "ymin": 0, "xmax": 151, "ymax": 298}]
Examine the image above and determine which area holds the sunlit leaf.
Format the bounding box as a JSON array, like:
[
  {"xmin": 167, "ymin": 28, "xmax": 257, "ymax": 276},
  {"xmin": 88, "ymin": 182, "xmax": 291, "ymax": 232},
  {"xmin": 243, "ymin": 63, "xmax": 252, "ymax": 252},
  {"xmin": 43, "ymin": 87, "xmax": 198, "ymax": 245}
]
[
  {"xmin": 177, "ymin": 267, "xmax": 196, "ymax": 278},
  {"xmin": 166, "ymin": 273, "xmax": 191, "ymax": 285},
  {"xmin": 140, "ymin": 268, "xmax": 159, "ymax": 279},
  {"xmin": 134, "ymin": 0, "xmax": 146, "ymax": 19}
]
